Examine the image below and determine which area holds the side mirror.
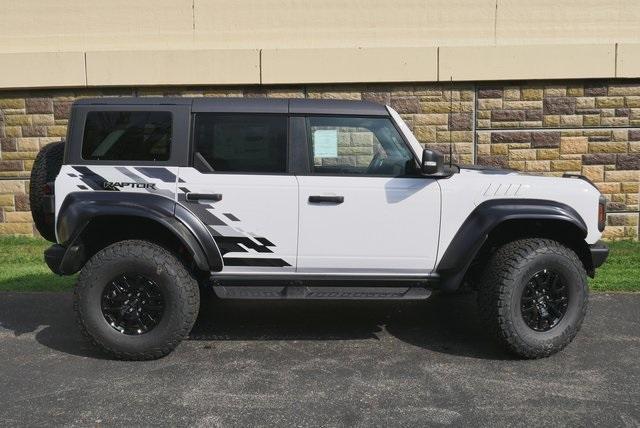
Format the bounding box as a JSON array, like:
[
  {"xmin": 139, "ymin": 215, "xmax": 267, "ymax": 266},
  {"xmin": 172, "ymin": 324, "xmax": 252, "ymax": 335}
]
[{"xmin": 421, "ymin": 148, "xmax": 444, "ymax": 175}]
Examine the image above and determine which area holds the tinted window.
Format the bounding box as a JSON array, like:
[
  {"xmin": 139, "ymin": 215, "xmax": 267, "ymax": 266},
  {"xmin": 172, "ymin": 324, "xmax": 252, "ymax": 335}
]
[
  {"xmin": 308, "ymin": 116, "xmax": 415, "ymax": 176},
  {"xmin": 194, "ymin": 114, "xmax": 287, "ymax": 173},
  {"xmin": 82, "ymin": 111, "xmax": 171, "ymax": 161}
]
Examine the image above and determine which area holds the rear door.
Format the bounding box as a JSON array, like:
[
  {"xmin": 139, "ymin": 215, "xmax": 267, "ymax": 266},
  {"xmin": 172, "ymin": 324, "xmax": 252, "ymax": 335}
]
[
  {"xmin": 296, "ymin": 115, "xmax": 441, "ymax": 276},
  {"xmin": 178, "ymin": 111, "xmax": 298, "ymax": 273}
]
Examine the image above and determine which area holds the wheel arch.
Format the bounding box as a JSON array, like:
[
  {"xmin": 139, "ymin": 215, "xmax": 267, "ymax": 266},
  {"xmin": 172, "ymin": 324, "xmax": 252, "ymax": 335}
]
[
  {"xmin": 55, "ymin": 192, "xmax": 223, "ymax": 275},
  {"xmin": 436, "ymin": 198, "xmax": 591, "ymax": 291}
]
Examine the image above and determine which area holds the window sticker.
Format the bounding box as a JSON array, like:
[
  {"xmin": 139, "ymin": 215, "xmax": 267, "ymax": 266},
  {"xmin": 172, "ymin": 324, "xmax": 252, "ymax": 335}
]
[{"xmin": 313, "ymin": 129, "xmax": 338, "ymax": 157}]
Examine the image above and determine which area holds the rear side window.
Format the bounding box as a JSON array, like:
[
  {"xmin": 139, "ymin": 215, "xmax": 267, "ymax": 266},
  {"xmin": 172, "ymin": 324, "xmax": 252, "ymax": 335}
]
[
  {"xmin": 82, "ymin": 111, "xmax": 172, "ymax": 161},
  {"xmin": 193, "ymin": 114, "xmax": 287, "ymax": 173}
]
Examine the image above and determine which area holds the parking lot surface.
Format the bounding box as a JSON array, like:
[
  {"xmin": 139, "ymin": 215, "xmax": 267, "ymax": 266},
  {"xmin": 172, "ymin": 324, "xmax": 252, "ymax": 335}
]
[{"xmin": 0, "ymin": 292, "xmax": 638, "ymax": 426}]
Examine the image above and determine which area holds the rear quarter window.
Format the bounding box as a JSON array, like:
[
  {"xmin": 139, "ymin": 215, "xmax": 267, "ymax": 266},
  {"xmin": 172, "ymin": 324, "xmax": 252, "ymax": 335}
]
[{"xmin": 81, "ymin": 111, "xmax": 172, "ymax": 161}]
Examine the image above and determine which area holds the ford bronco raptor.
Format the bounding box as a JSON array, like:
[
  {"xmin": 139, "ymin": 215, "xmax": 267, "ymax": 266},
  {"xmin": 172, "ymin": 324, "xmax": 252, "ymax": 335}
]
[{"xmin": 30, "ymin": 97, "xmax": 609, "ymax": 360}]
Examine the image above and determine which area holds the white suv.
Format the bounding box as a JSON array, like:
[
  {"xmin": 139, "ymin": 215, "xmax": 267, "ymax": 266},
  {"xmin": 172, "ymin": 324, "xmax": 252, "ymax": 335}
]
[{"xmin": 29, "ymin": 97, "xmax": 609, "ymax": 360}]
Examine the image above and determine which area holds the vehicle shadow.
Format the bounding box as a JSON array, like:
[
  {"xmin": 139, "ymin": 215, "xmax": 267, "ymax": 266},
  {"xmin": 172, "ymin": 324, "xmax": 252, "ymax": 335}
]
[
  {"xmin": 0, "ymin": 291, "xmax": 513, "ymax": 361},
  {"xmin": 191, "ymin": 290, "xmax": 514, "ymax": 360}
]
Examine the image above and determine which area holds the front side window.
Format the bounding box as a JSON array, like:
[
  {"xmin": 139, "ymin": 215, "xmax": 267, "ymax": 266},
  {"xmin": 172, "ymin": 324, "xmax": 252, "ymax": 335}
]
[
  {"xmin": 82, "ymin": 111, "xmax": 171, "ymax": 161},
  {"xmin": 193, "ymin": 114, "xmax": 287, "ymax": 173},
  {"xmin": 308, "ymin": 116, "xmax": 416, "ymax": 176}
]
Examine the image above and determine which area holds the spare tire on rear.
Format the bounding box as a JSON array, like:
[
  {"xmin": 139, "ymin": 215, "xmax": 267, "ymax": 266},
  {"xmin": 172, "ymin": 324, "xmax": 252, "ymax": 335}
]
[{"xmin": 29, "ymin": 141, "xmax": 65, "ymax": 242}]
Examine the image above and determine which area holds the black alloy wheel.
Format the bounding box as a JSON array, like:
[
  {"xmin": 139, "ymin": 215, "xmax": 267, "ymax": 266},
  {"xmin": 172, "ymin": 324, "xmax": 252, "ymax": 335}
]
[
  {"xmin": 101, "ymin": 274, "xmax": 165, "ymax": 335},
  {"xmin": 520, "ymin": 269, "xmax": 569, "ymax": 332}
]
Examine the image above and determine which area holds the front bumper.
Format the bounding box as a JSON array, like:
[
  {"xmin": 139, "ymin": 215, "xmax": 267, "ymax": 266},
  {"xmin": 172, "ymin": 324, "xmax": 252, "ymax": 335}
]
[{"xmin": 589, "ymin": 240, "xmax": 609, "ymax": 269}]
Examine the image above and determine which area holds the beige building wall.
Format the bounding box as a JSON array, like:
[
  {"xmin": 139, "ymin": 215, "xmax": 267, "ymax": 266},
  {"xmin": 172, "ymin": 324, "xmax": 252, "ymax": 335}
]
[{"xmin": 1, "ymin": 1, "xmax": 640, "ymax": 88}]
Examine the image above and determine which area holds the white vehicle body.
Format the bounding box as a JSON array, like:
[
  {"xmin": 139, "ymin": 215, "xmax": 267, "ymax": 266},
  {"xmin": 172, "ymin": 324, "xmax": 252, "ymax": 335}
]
[{"xmin": 53, "ymin": 103, "xmax": 603, "ymax": 279}]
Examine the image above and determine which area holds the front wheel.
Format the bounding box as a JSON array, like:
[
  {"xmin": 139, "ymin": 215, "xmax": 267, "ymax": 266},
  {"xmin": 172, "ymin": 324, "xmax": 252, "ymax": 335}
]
[
  {"xmin": 477, "ymin": 238, "xmax": 588, "ymax": 359},
  {"xmin": 74, "ymin": 240, "xmax": 200, "ymax": 360}
]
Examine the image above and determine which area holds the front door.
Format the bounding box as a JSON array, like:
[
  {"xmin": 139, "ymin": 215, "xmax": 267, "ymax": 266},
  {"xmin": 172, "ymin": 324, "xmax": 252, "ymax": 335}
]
[
  {"xmin": 296, "ymin": 115, "xmax": 441, "ymax": 275},
  {"xmin": 178, "ymin": 113, "xmax": 298, "ymax": 273}
]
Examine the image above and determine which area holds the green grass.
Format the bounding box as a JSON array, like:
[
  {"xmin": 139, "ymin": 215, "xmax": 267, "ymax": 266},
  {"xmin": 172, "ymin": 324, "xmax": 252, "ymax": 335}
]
[{"xmin": 0, "ymin": 236, "xmax": 638, "ymax": 292}]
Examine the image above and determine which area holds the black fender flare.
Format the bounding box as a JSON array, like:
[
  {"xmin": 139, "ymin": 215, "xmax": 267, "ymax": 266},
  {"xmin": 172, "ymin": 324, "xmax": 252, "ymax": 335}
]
[
  {"xmin": 56, "ymin": 192, "xmax": 223, "ymax": 274},
  {"xmin": 436, "ymin": 198, "xmax": 588, "ymax": 291}
]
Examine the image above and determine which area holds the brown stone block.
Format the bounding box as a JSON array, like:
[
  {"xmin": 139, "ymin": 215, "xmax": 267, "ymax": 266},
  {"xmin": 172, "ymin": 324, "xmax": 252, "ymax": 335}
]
[
  {"xmin": 615, "ymin": 108, "xmax": 631, "ymax": 117},
  {"xmin": 17, "ymin": 138, "xmax": 40, "ymax": 151},
  {"xmin": 21, "ymin": 126, "xmax": 47, "ymax": 137},
  {"xmin": 491, "ymin": 110, "xmax": 525, "ymax": 122},
  {"xmin": 390, "ymin": 97, "xmax": 420, "ymax": 114},
  {"xmin": 448, "ymin": 113, "xmax": 472, "ymax": 131},
  {"xmin": 53, "ymin": 101, "xmax": 73, "ymax": 120},
  {"xmin": 477, "ymin": 155, "xmax": 508, "ymax": 168},
  {"xmin": 477, "ymin": 88, "xmax": 502, "ymax": 99},
  {"xmin": 628, "ymin": 130, "xmax": 640, "ymax": 141},
  {"xmin": 362, "ymin": 92, "xmax": 390, "ymax": 105},
  {"xmin": 0, "ymin": 138, "xmax": 17, "ymax": 152},
  {"xmin": 5, "ymin": 211, "xmax": 32, "ymax": 223},
  {"xmin": 531, "ymin": 131, "xmax": 561, "ymax": 148},
  {"xmin": 14, "ymin": 193, "xmax": 29, "ymax": 211},
  {"xmin": 615, "ymin": 154, "xmax": 640, "ymax": 170},
  {"xmin": 508, "ymin": 160, "xmax": 526, "ymax": 170},
  {"xmin": 588, "ymin": 135, "xmax": 611, "ymax": 142},
  {"xmin": 543, "ymin": 97, "xmax": 576, "ymax": 115},
  {"xmin": 491, "ymin": 132, "xmax": 531, "ymax": 145},
  {"xmin": 584, "ymin": 85, "xmax": 607, "ymax": 97},
  {"xmin": 25, "ymin": 98, "xmax": 54, "ymax": 114},
  {"xmin": 0, "ymin": 160, "xmax": 23, "ymax": 171},
  {"xmin": 413, "ymin": 126, "xmax": 436, "ymax": 143},
  {"xmin": 526, "ymin": 110, "xmax": 543, "ymax": 121}
]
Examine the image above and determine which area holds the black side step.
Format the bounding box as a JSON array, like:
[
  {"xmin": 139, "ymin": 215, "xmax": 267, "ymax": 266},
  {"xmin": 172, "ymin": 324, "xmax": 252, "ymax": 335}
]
[{"xmin": 212, "ymin": 285, "xmax": 432, "ymax": 300}]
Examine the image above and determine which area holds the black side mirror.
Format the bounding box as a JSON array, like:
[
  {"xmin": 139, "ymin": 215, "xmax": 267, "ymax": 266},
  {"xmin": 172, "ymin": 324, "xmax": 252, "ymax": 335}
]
[{"xmin": 421, "ymin": 148, "xmax": 444, "ymax": 175}]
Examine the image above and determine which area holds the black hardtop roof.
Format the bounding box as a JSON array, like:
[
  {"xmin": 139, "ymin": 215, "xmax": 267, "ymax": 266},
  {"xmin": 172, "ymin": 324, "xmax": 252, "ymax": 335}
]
[{"xmin": 73, "ymin": 97, "xmax": 389, "ymax": 116}]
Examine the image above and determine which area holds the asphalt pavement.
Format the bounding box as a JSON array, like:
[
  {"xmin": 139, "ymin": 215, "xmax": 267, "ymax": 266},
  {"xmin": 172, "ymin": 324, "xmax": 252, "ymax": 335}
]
[{"xmin": 0, "ymin": 291, "xmax": 638, "ymax": 427}]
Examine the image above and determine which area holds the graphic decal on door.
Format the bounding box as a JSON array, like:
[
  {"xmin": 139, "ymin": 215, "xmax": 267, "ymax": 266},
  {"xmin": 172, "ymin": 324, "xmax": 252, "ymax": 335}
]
[
  {"xmin": 60, "ymin": 165, "xmax": 290, "ymax": 268},
  {"xmin": 176, "ymin": 187, "xmax": 291, "ymax": 268}
]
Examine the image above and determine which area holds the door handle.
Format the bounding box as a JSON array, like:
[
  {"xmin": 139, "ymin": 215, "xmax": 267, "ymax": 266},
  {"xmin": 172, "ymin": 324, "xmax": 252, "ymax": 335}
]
[
  {"xmin": 186, "ymin": 192, "xmax": 222, "ymax": 202},
  {"xmin": 308, "ymin": 195, "xmax": 344, "ymax": 204}
]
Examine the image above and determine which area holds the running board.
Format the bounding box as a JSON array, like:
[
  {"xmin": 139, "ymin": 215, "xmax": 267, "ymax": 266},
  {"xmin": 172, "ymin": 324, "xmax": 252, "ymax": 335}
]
[{"xmin": 212, "ymin": 285, "xmax": 432, "ymax": 300}]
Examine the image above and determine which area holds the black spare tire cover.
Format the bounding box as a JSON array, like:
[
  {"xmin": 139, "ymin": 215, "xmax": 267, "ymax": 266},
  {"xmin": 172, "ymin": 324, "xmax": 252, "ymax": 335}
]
[{"xmin": 29, "ymin": 141, "xmax": 64, "ymax": 242}]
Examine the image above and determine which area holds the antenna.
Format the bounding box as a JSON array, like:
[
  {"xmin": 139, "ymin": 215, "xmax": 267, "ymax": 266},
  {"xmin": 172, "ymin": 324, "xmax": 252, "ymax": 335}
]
[{"xmin": 449, "ymin": 76, "xmax": 453, "ymax": 168}]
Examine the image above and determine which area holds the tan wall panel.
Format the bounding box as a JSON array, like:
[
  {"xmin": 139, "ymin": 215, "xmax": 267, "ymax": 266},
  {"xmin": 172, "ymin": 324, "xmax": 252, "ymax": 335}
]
[
  {"xmin": 0, "ymin": 0, "xmax": 193, "ymax": 53},
  {"xmin": 440, "ymin": 44, "xmax": 616, "ymax": 81},
  {"xmin": 194, "ymin": 0, "xmax": 495, "ymax": 49},
  {"xmin": 85, "ymin": 50, "xmax": 260, "ymax": 86},
  {"xmin": 262, "ymin": 47, "xmax": 437, "ymax": 84},
  {"xmin": 495, "ymin": 0, "xmax": 640, "ymax": 45},
  {"xmin": 0, "ymin": 52, "xmax": 85, "ymax": 88},
  {"xmin": 617, "ymin": 44, "xmax": 640, "ymax": 78}
]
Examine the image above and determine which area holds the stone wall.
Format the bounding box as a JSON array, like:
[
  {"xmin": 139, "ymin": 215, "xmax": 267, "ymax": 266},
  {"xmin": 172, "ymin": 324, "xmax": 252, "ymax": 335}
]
[{"xmin": 0, "ymin": 82, "xmax": 638, "ymax": 239}]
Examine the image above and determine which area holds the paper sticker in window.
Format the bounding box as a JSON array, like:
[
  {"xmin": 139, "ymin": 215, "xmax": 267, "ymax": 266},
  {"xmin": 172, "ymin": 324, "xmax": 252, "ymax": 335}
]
[{"xmin": 313, "ymin": 130, "xmax": 338, "ymax": 157}]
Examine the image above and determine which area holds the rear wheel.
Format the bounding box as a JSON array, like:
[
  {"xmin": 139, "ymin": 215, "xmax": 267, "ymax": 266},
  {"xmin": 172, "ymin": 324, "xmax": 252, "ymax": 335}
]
[
  {"xmin": 74, "ymin": 240, "xmax": 200, "ymax": 360},
  {"xmin": 477, "ymin": 238, "xmax": 588, "ymax": 358}
]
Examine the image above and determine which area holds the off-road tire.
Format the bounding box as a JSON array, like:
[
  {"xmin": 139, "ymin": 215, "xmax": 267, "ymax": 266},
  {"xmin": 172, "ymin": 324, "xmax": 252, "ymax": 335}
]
[
  {"xmin": 29, "ymin": 141, "xmax": 65, "ymax": 242},
  {"xmin": 477, "ymin": 238, "xmax": 588, "ymax": 359},
  {"xmin": 74, "ymin": 240, "xmax": 200, "ymax": 360}
]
